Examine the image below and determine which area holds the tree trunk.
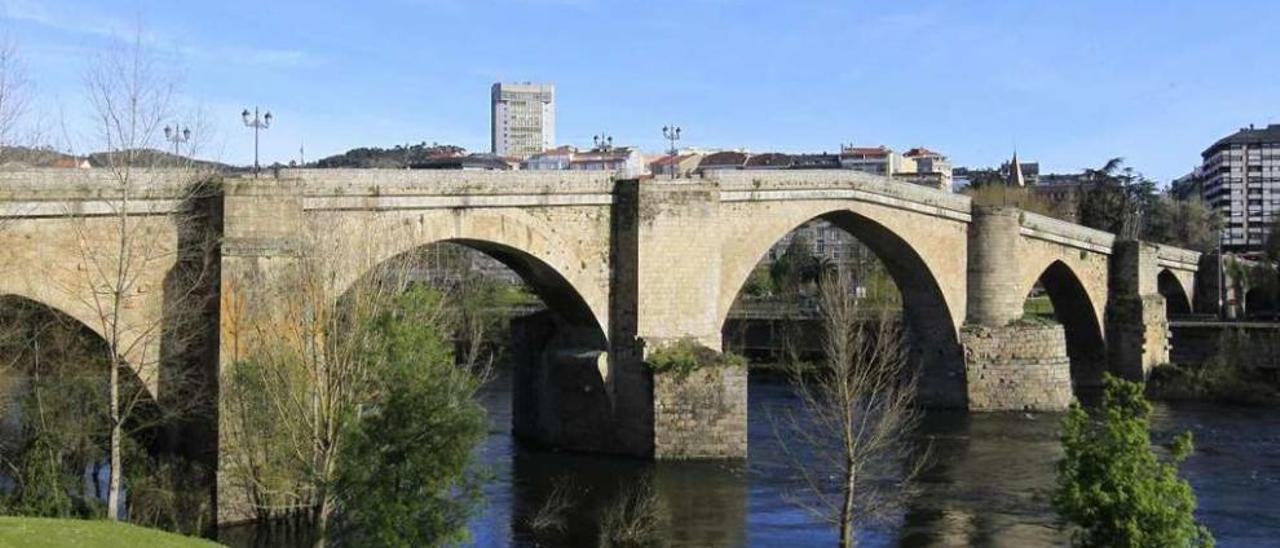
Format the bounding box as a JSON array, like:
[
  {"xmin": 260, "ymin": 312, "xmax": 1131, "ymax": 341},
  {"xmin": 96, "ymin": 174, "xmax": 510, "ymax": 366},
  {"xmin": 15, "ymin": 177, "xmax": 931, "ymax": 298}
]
[
  {"xmin": 106, "ymin": 412, "xmax": 120, "ymax": 519},
  {"xmin": 314, "ymin": 496, "xmax": 332, "ymax": 548},
  {"xmin": 105, "ymin": 357, "xmax": 122, "ymax": 521},
  {"xmin": 839, "ymin": 463, "xmax": 857, "ymax": 548}
]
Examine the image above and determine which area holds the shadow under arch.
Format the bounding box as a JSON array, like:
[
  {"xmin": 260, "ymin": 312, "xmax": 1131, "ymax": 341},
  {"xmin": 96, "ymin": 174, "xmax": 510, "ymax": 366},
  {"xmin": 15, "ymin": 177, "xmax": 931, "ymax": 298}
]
[
  {"xmin": 0, "ymin": 292, "xmax": 166, "ymax": 461},
  {"xmin": 1026, "ymin": 261, "xmax": 1107, "ymax": 391},
  {"xmin": 1157, "ymin": 269, "xmax": 1192, "ymax": 317},
  {"xmin": 720, "ymin": 209, "xmax": 966, "ymax": 408},
  {"xmin": 349, "ymin": 237, "xmax": 614, "ymax": 453}
]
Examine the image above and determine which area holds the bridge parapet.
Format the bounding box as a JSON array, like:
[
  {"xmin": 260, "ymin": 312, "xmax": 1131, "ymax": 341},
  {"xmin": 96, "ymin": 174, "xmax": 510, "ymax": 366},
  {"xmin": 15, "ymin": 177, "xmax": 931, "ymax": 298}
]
[
  {"xmin": 707, "ymin": 169, "xmax": 972, "ymax": 222},
  {"xmin": 1019, "ymin": 210, "xmax": 1115, "ymax": 254},
  {"xmin": 278, "ymin": 168, "xmax": 616, "ymax": 197},
  {"xmin": 0, "ymin": 168, "xmax": 208, "ymax": 217},
  {"xmin": 1154, "ymin": 243, "xmax": 1201, "ymax": 272}
]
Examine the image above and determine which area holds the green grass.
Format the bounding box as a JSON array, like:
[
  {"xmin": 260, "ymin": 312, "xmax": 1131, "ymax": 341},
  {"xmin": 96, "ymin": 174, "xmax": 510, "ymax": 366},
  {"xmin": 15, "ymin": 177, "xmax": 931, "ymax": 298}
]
[
  {"xmin": 0, "ymin": 517, "xmax": 222, "ymax": 548},
  {"xmin": 1023, "ymin": 295, "xmax": 1055, "ymax": 317}
]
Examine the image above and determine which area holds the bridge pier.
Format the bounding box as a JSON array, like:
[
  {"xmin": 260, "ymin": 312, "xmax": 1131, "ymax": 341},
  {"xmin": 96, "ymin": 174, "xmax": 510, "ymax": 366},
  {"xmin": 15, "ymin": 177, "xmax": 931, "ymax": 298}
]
[
  {"xmin": 614, "ymin": 180, "xmax": 748, "ymax": 459},
  {"xmin": 1106, "ymin": 240, "xmax": 1169, "ymax": 380},
  {"xmin": 960, "ymin": 207, "xmax": 1073, "ymax": 411}
]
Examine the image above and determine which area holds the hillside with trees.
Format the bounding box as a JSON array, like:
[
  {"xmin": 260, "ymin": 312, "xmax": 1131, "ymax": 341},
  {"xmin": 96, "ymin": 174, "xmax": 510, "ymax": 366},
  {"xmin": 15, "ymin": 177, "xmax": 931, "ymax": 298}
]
[{"xmin": 310, "ymin": 142, "xmax": 467, "ymax": 168}]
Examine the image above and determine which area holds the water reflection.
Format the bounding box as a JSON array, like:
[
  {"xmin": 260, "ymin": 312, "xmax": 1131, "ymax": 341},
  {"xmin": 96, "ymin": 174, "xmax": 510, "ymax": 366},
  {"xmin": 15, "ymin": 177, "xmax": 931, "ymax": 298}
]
[{"xmin": 224, "ymin": 371, "xmax": 1280, "ymax": 547}]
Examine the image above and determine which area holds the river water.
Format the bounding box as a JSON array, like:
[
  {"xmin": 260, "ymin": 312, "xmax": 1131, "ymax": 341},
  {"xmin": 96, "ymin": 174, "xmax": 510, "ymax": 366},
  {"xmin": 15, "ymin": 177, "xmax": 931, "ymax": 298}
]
[{"xmin": 468, "ymin": 371, "xmax": 1280, "ymax": 547}]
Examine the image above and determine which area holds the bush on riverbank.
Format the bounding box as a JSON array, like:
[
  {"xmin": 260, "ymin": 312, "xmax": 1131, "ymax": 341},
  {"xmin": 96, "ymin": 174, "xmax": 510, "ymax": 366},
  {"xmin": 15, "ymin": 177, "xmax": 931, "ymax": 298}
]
[
  {"xmin": 1054, "ymin": 375, "xmax": 1213, "ymax": 547},
  {"xmin": 1147, "ymin": 329, "xmax": 1280, "ymax": 406}
]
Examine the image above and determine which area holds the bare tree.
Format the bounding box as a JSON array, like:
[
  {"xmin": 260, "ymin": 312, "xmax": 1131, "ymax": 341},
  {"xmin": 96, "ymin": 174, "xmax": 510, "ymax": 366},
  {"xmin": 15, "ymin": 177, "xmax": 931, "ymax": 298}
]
[
  {"xmin": 773, "ymin": 271, "xmax": 927, "ymax": 548},
  {"xmin": 57, "ymin": 31, "xmax": 217, "ymax": 521},
  {"xmin": 0, "ymin": 34, "xmax": 30, "ymax": 152},
  {"xmin": 220, "ymin": 218, "xmax": 457, "ymax": 542}
]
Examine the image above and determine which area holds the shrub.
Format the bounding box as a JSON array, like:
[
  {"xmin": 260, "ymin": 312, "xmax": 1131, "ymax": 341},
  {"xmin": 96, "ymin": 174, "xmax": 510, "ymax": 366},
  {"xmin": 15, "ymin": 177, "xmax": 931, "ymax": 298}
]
[
  {"xmin": 646, "ymin": 338, "xmax": 746, "ymax": 378},
  {"xmin": 1054, "ymin": 374, "xmax": 1213, "ymax": 547},
  {"xmin": 598, "ymin": 480, "xmax": 667, "ymax": 547}
]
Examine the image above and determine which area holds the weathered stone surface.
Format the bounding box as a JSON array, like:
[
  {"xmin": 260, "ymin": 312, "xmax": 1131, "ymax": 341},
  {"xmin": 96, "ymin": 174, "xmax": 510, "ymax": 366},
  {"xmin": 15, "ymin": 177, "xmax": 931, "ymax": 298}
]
[
  {"xmin": 1169, "ymin": 323, "xmax": 1280, "ymax": 370},
  {"xmin": 0, "ymin": 167, "xmax": 1212, "ymax": 522},
  {"xmin": 1107, "ymin": 241, "xmax": 1170, "ymax": 380},
  {"xmin": 652, "ymin": 366, "xmax": 748, "ymax": 459},
  {"xmin": 961, "ymin": 323, "xmax": 1074, "ymax": 411}
]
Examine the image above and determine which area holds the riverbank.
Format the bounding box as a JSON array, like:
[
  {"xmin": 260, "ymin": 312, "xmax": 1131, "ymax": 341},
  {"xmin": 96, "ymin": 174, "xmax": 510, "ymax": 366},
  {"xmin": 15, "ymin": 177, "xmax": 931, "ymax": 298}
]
[
  {"xmin": 1146, "ymin": 362, "xmax": 1280, "ymax": 406},
  {"xmin": 0, "ymin": 517, "xmax": 221, "ymax": 548}
]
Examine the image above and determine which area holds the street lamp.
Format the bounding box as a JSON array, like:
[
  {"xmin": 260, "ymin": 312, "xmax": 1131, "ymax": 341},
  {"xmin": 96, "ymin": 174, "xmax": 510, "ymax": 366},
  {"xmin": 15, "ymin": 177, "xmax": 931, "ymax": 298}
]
[
  {"xmin": 163, "ymin": 124, "xmax": 191, "ymax": 157},
  {"xmin": 662, "ymin": 124, "xmax": 682, "ymax": 156},
  {"xmin": 593, "ymin": 134, "xmax": 613, "ymax": 151},
  {"xmin": 241, "ymin": 107, "xmax": 272, "ymax": 177}
]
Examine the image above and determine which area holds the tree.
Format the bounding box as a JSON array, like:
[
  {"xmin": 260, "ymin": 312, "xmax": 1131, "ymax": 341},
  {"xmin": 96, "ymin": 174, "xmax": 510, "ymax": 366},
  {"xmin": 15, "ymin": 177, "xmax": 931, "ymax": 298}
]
[
  {"xmin": 963, "ymin": 168, "xmax": 1006, "ymax": 190},
  {"xmin": 0, "ymin": 299, "xmax": 111, "ymax": 517},
  {"xmin": 63, "ymin": 32, "xmax": 217, "ymax": 522},
  {"xmin": 221, "ymin": 221, "xmax": 490, "ymax": 545},
  {"xmin": 1266, "ymin": 221, "xmax": 1280, "ymax": 264},
  {"xmin": 1143, "ymin": 196, "xmax": 1222, "ymax": 253},
  {"xmin": 0, "ymin": 34, "xmax": 30, "ymax": 152},
  {"xmin": 1077, "ymin": 158, "xmax": 1157, "ymax": 239},
  {"xmin": 329, "ymin": 285, "xmax": 488, "ymax": 546},
  {"xmin": 773, "ymin": 271, "xmax": 925, "ymax": 548},
  {"xmin": 1053, "ymin": 374, "xmax": 1213, "ymax": 547},
  {"xmin": 770, "ymin": 233, "xmax": 818, "ymax": 296}
]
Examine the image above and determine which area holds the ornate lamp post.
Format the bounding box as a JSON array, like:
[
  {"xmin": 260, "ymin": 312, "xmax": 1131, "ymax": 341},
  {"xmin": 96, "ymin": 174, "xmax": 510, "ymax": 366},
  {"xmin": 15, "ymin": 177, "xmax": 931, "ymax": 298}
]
[
  {"xmin": 163, "ymin": 124, "xmax": 190, "ymax": 157},
  {"xmin": 662, "ymin": 124, "xmax": 682, "ymax": 156},
  {"xmin": 241, "ymin": 107, "xmax": 272, "ymax": 177},
  {"xmin": 593, "ymin": 134, "xmax": 613, "ymax": 151}
]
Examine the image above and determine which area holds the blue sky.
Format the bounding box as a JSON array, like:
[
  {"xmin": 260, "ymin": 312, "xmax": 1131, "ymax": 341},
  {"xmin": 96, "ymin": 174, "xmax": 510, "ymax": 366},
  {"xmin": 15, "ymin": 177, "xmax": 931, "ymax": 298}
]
[{"xmin": 4, "ymin": 0, "xmax": 1280, "ymax": 182}]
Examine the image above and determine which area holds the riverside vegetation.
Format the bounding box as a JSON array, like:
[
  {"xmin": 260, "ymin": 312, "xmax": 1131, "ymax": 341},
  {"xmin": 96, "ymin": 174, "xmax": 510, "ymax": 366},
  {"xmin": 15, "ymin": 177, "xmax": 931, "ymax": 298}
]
[
  {"xmin": 1055, "ymin": 375, "xmax": 1214, "ymax": 548},
  {"xmin": 1146, "ymin": 329, "xmax": 1280, "ymax": 406}
]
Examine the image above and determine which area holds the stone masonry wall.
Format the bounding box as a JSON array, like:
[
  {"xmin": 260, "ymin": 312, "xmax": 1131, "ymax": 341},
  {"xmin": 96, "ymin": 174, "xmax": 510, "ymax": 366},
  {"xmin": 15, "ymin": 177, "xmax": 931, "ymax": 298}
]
[
  {"xmin": 961, "ymin": 323, "xmax": 1074, "ymax": 411},
  {"xmin": 1170, "ymin": 323, "xmax": 1280, "ymax": 370},
  {"xmin": 653, "ymin": 366, "xmax": 748, "ymax": 459}
]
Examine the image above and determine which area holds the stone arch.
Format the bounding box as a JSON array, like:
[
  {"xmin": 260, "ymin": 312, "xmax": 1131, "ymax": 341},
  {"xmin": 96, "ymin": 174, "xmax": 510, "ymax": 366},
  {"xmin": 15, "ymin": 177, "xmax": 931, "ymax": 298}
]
[
  {"xmin": 1158, "ymin": 269, "xmax": 1192, "ymax": 316},
  {"xmin": 718, "ymin": 207, "xmax": 966, "ymax": 407},
  {"xmin": 1014, "ymin": 248, "xmax": 1109, "ymax": 344},
  {"xmin": 323, "ymin": 208, "xmax": 610, "ymax": 342},
  {"xmin": 324, "ymin": 209, "xmax": 615, "ymax": 453},
  {"xmin": 1022, "ymin": 260, "xmax": 1107, "ymax": 390},
  {"xmin": 1245, "ymin": 287, "xmax": 1275, "ymax": 319},
  {"xmin": 0, "ymin": 293, "xmax": 151, "ymax": 397}
]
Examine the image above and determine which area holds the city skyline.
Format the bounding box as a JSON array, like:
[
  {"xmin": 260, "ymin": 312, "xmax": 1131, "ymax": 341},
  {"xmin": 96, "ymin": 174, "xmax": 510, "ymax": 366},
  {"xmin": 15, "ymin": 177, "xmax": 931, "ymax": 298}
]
[{"xmin": 4, "ymin": 0, "xmax": 1280, "ymax": 182}]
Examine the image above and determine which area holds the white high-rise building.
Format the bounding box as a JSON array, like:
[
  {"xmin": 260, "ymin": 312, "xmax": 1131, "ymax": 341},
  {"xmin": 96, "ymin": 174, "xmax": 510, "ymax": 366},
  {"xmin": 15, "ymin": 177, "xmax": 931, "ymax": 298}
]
[
  {"xmin": 490, "ymin": 82, "xmax": 555, "ymax": 158},
  {"xmin": 1196, "ymin": 124, "xmax": 1280, "ymax": 254}
]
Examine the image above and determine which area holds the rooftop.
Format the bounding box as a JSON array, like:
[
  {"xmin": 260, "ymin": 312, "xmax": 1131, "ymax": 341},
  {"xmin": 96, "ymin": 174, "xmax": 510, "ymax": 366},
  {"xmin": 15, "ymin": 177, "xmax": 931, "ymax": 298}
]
[{"xmin": 1204, "ymin": 124, "xmax": 1280, "ymax": 156}]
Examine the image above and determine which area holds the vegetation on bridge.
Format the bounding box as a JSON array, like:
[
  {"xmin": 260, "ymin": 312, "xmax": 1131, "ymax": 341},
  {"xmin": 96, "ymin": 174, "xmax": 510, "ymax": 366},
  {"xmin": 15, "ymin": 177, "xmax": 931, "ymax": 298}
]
[{"xmin": 647, "ymin": 337, "xmax": 746, "ymax": 378}]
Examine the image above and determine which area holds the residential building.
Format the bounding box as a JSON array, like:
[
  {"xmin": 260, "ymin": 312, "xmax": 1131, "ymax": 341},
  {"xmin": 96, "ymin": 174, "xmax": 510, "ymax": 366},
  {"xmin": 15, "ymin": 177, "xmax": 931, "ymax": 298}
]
[
  {"xmin": 1030, "ymin": 172, "xmax": 1091, "ymax": 222},
  {"xmin": 568, "ymin": 146, "xmax": 647, "ymax": 177},
  {"xmin": 1170, "ymin": 169, "xmax": 1203, "ymax": 201},
  {"xmin": 522, "ymin": 145, "xmax": 575, "ymax": 171},
  {"xmin": 838, "ymin": 145, "xmax": 912, "ymax": 176},
  {"xmin": 903, "ymin": 147, "xmax": 953, "ymax": 188},
  {"xmin": 744, "ymin": 152, "xmax": 795, "ymax": 170},
  {"xmin": 1000, "ymin": 158, "xmax": 1040, "ymax": 186},
  {"xmin": 1196, "ymin": 124, "xmax": 1280, "ymax": 254},
  {"xmin": 490, "ymin": 82, "xmax": 555, "ymax": 158},
  {"xmin": 649, "ymin": 153, "xmax": 704, "ymax": 178},
  {"xmin": 695, "ymin": 151, "xmax": 750, "ymax": 173}
]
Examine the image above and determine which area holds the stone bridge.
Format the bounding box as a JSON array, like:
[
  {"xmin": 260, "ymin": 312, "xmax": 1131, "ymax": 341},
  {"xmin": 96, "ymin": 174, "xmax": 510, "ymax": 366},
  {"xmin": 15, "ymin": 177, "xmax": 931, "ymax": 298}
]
[{"xmin": 0, "ymin": 168, "xmax": 1204, "ymax": 516}]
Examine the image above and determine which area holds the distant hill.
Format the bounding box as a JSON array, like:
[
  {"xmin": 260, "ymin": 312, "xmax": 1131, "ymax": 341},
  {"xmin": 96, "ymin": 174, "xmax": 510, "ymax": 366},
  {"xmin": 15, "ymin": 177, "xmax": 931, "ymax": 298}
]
[
  {"xmin": 0, "ymin": 146, "xmax": 232, "ymax": 172},
  {"xmin": 310, "ymin": 142, "xmax": 467, "ymax": 169},
  {"xmin": 86, "ymin": 149, "xmax": 232, "ymax": 172}
]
